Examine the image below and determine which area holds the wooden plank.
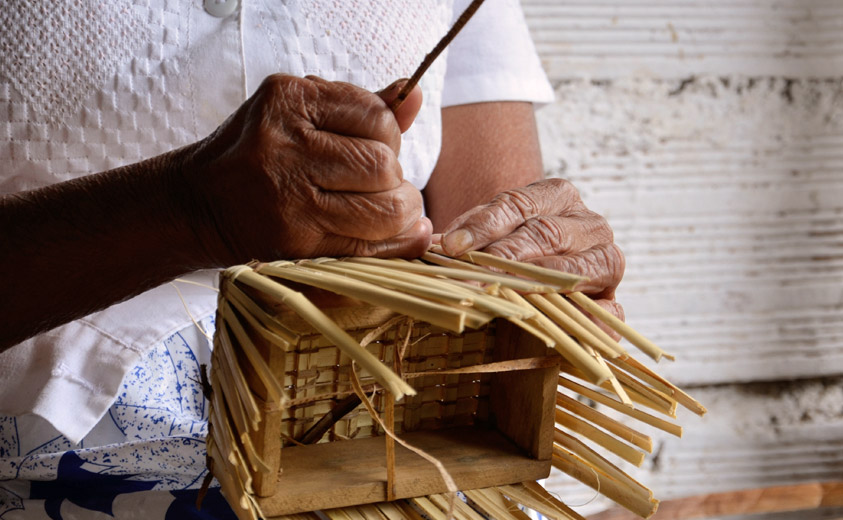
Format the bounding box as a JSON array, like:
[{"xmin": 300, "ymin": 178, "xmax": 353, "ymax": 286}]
[
  {"xmin": 489, "ymin": 319, "xmax": 560, "ymax": 461},
  {"xmin": 589, "ymin": 481, "xmax": 843, "ymax": 520},
  {"xmin": 258, "ymin": 426, "xmax": 550, "ymax": 515}
]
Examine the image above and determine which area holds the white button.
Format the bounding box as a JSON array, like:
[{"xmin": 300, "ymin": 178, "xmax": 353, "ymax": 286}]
[{"xmin": 204, "ymin": 0, "xmax": 239, "ymax": 18}]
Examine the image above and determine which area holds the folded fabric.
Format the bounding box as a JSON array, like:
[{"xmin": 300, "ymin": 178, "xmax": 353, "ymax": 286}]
[{"xmin": 0, "ymin": 270, "xmax": 219, "ymax": 444}]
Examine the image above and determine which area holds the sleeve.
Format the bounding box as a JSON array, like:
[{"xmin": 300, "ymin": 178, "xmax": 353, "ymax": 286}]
[{"xmin": 441, "ymin": 0, "xmax": 555, "ymax": 107}]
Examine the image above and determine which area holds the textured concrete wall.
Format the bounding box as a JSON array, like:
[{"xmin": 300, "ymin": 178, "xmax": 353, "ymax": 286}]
[{"xmin": 524, "ymin": 0, "xmax": 843, "ymax": 516}]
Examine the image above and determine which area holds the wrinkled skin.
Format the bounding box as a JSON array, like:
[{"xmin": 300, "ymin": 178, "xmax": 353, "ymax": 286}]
[
  {"xmin": 439, "ymin": 178, "xmax": 625, "ymax": 321},
  {"xmin": 182, "ymin": 74, "xmax": 431, "ymax": 267}
]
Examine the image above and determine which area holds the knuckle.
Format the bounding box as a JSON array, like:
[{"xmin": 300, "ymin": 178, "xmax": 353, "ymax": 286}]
[
  {"xmin": 496, "ymin": 189, "xmax": 539, "ymax": 222},
  {"xmin": 367, "ymin": 141, "xmax": 402, "ymax": 186},
  {"xmin": 607, "ymin": 242, "xmax": 626, "ymax": 279},
  {"xmin": 528, "ymin": 215, "xmax": 568, "ymax": 252},
  {"xmin": 546, "ymin": 177, "xmax": 585, "ymax": 209},
  {"xmin": 611, "ymin": 301, "xmax": 625, "ymax": 322},
  {"xmin": 483, "ymin": 242, "xmax": 519, "ymax": 261},
  {"xmin": 580, "ymin": 210, "xmax": 614, "ymax": 243},
  {"xmin": 388, "ymin": 186, "xmax": 422, "ymax": 221}
]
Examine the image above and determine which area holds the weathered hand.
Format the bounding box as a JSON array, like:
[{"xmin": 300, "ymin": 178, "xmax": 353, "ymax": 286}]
[
  {"xmin": 182, "ymin": 74, "xmax": 430, "ymax": 267},
  {"xmin": 439, "ymin": 178, "xmax": 625, "ymax": 318}
]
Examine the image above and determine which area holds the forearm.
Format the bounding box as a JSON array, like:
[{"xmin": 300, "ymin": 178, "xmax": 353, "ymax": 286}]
[
  {"xmin": 0, "ymin": 147, "xmax": 208, "ymax": 351},
  {"xmin": 423, "ymin": 101, "xmax": 544, "ymax": 231},
  {"xmin": 0, "ymin": 75, "xmax": 430, "ymax": 351}
]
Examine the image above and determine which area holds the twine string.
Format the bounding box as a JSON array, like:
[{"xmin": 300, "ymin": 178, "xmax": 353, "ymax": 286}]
[{"xmin": 349, "ymin": 361, "xmax": 458, "ymax": 520}]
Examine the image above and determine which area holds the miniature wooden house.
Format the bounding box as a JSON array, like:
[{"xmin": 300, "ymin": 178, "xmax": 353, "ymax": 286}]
[{"xmin": 207, "ymin": 253, "xmax": 704, "ymax": 520}]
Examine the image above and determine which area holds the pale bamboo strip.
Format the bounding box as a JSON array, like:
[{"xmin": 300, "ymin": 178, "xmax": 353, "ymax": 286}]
[
  {"xmin": 498, "ymin": 483, "xmax": 585, "ymax": 520},
  {"xmin": 585, "ymin": 344, "xmax": 633, "ymax": 406},
  {"xmin": 618, "ymin": 385, "xmax": 676, "ymax": 418},
  {"xmin": 429, "ymin": 493, "xmax": 487, "ymax": 520},
  {"xmin": 506, "ymin": 317, "xmax": 555, "ymax": 348},
  {"xmin": 236, "ymin": 426, "xmax": 272, "ymax": 476},
  {"xmin": 220, "ymin": 300, "xmax": 286, "ymax": 406},
  {"xmin": 346, "ymin": 257, "xmax": 559, "ymax": 293},
  {"xmin": 502, "ymin": 288, "xmax": 611, "ymax": 384},
  {"xmin": 403, "ymin": 357, "xmax": 560, "ymax": 378},
  {"xmin": 208, "ymin": 438, "xmax": 256, "ymax": 520},
  {"xmin": 558, "ymin": 359, "xmax": 677, "ymax": 417},
  {"xmin": 392, "ymin": 501, "xmax": 428, "ymax": 520},
  {"xmin": 226, "ymin": 283, "xmax": 298, "ymax": 349},
  {"xmin": 557, "ymin": 393, "xmax": 652, "ymax": 453},
  {"xmin": 606, "ymin": 357, "xmax": 672, "ymax": 397},
  {"xmin": 523, "ymin": 481, "xmax": 589, "ymax": 520},
  {"xmin": 347, "ymin": 508, "xmax": 369, "ymax": 520},
  {"xmin": 449, "ymin": 278, "xmax": 500, "ymax": 296},
  {"xmin": 558, "ymin": 377, "xmax": 683, "ymax": 437},
  {"xmin": 608, "ymin": 356, "xmax": 707, "ymax": 416},
  {"xmin": 453, "ymin": 305, "xmax": 497, "ymax": 330},
  {"xmin": 222, "ymin": 429, "xmax": 255, "ymax": 497},
  {"xmin": 463, "ymin": 489, "xmax": 520, "ymax": 520},
  {"xmin": 358, "ymin": 504, "xmax": 389, "ymax": 520},
  {"xmin": 336, "ymin": 261, "xmax": 493, "ymax": 302},
  {"xmin": 552, "ymin": 447, "xmax": 658, "ymax": 519},
  {"xmin": 554, "ymin": 429, "xmax": 653, "ymax": 502},
  {"xmin": 306, "ymin": 261, "xmax": 472, "ymax": 306},
  {"xmin": 210, "ymin": 387, "xmax": 254, "ymax": 495},
  {"xmin": 529, "ymin": 293, "xmax": 620, "ymax": 359},
  {"xmin": 545, "ymin": 293, "xmax": 627, "ymax": 357},
  {"xmin": 411, "ymin": 496, "xmax": 447, "ymax": 520},
  {"xmin": 604, "ymin": 364, "xmax": 677, "ymax": 416},
  {"xmin": 224, "ymin": 280, "xmax": 298, "ymax": 344},
  {"xmin": 215, "ymin": 326, "xmax": 262, "ymax": 428},
  {"xmin": 335, "ymin": 263, "xmax": 513, "ymax": 318},
  {"xmin": 556, "ymin": 408, "xmax": 645, "ymax": 466},
  {"xmin": 343, "ymin": 508, "xmax": 368, "ymax": 520},
  {"xmin": 373, "ymin": 502, "xmax": 408, "ymax": 520},
  {"xmin": 211, "ymin": 348, "xmax": 253, "ymax": 439},
  {"xmin": 324, "ymin": 509, "xmax": 356, "ymax": 520},
  {"xmin": 421, "ymin": 249, "xmax": 492, "ymax": 273},
  {"xmin": 385, "ymin": 391, "xmax": 396, "ymax": 502},
  {"xmin": 212, "ymin": 376, "xmax": 272, "ymax": 476},
  {"xmin": 257, "ymin": 263, "xmax": 467, "ymax": 333},
  {"xmin": 208, "ymin": 374, "xmax": 239, "ymax": 466},
  {"xmin": 474, "ymin": 488, "xmax": 533, "ymax": 520},
  {"xmin": 210, "ymin": 368, "xmax": 272, "ymax": 475},
  {"xmin": 457, "ymin": 250, "xmax": 587, "ymax": 291},
  {"xmin": 567, "ymin": 292, "xmax": 671, "ymax": 362},
  {"xmin": 233, "ymin": 268, "xmax": 415, "ymax": 399}
]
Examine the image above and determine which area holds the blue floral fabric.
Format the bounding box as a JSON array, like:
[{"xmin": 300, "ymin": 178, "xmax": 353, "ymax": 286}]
[{"xmin": 0, "ymin": 317, "xmax": 236, "ymax": 519}]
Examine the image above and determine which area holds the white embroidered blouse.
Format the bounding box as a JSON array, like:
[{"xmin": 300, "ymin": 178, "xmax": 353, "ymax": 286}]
[{"xmin": 0, "ymin": 0, "xmax": 552, "ymax": 448}]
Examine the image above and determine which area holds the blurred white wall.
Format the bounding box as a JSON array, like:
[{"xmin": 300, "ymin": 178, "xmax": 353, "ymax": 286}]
[{"xmin": 523, "ymin": 0, "xmax": 843, "ymax": 515}]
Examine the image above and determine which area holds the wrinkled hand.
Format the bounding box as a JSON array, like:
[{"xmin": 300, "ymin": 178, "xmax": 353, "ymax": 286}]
[
  {"xmin": 182, "ymin": 74, "xmax": 431, "ymax": 267},
  {"xmin": 439, "ymin": 178, "xmax": 625, "ymax": 319}
]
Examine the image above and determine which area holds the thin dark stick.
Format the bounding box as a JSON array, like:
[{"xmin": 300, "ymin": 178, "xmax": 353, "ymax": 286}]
[
  {"xmin": 297, "ymin": 393, "xmax": 363, "ymax": 444},
  {"xmin": 388, "ymin": 0, "xmax": 487, "ymax": 112}
]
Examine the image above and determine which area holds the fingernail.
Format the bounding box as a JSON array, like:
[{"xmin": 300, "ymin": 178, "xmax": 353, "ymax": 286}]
[
  {"xmin": 442, "ymin": 229, "xmax": 473, "ymax": 255},
  {"xmin": 378, "ymin": 79, "xmax": 407, "ymax": 97}
]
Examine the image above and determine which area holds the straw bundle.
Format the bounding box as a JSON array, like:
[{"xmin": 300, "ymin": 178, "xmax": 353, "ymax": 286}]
[{"xmin": 205, "ymin": 248, "xmax": 705, "ymax": 520}]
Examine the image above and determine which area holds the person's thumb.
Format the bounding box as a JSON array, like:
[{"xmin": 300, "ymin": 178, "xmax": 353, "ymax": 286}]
[{"xmin": 377, "ymin": 79, "xmax": 423, "ymax": 133}]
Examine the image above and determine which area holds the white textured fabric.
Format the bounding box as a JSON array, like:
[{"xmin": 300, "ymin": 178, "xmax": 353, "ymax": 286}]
[
  {"xmin": 0, "ymin": 1, "xmax": 149, "ymax": 125},
  {"xmin": 443, "ymin": 0, "xmax": 555, "ymax": 107},
  {"xmin": 0, "ymin": 0, "xmax": 553, "ymax": 445}
]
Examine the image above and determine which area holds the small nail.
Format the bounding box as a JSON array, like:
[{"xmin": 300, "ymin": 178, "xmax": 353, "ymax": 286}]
[{"xmin": 442, "ymin": 229, "xmax": 473, "ymax": 256}]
